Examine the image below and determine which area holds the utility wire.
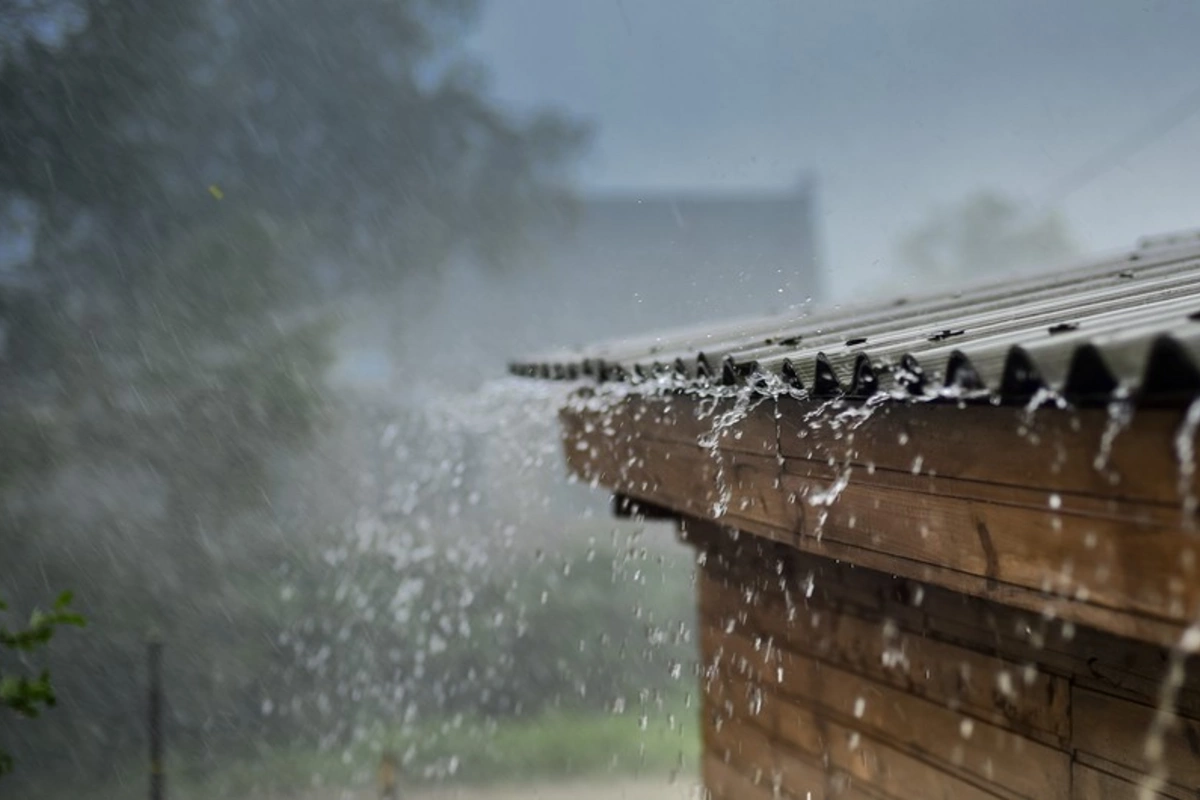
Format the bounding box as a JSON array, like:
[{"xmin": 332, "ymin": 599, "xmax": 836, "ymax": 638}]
[{"xmin": 1035, "ymin": 80, "xmax": 1200, "ymax": 213}]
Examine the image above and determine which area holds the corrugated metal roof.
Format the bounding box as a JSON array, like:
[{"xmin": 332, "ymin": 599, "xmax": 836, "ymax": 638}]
[{"xmin": 509, "ymin": 232, "xmax": 1200, "ymax": 405}]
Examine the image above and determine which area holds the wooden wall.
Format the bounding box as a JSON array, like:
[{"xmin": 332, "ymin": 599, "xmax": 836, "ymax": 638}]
[
  {"xmin": 689, "ymin": 520, "xmax": 1200, "ymax": 800},
  {"xmin": 563, "ymin": 394, "xmax": 1200, "ymax": 648}
]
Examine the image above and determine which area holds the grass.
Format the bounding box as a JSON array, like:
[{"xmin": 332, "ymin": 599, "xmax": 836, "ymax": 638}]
[
  {"xmin": 39, "ymin": 706, "xmax": 700, "ymax": 800},
  {"xmin": 389, "ymin": 707, "xmax": 699, "ymax": 784}
]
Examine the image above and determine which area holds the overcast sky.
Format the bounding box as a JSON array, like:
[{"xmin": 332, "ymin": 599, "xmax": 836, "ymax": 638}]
[{"xmin": 469, "ymin": 0, "xmax": 1200, "ymax": 299}]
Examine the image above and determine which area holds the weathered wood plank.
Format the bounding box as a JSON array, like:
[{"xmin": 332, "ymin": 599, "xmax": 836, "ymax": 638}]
[
  {"xmin": 564, "ymin": 392, "xmax": 779, "ymax": 455},
  {"xmin": 775, "ymin": 398, "xmax": 1198, "ymax": 508},
  {"xmin": 566, "ymin": 392, "xmax": 1200, "ymax": 507},
  {"xmin": 702, "ymin": 751, "xmax": 780, "ymax": 800},
  {"xmin": 569, "ymin": 399, "xmax": 1200, "ymax": 645},
  {"xmin": 702, "ymin": 614, "xmax": 1012, "ymax": 800},
  {"xmin": 1072, "ymin": 756, "xmax": 1191, "ymax": 800},
  {"xmin": 1071, "ymin": 686, "xmax": 1200, "ymax": 793},
  {"xmin": 696, "ymin": 506, "xmax": 1190, "ymax": 648},
  {"xmin": 701, "ymin": 619, "xmax": 1069, "ymax": 800},
  {"xmin": 694, "ymin": 518, "xmax": 1200, "ymax": 721},
  {"xmin": 772, "ymin": 692, "xmax": 1008, "ymax": 800},
  {"xmin": 700, "ymin": 628, "xmax": 889, "ymax": 799},
  {"xmin": 689, "ymin": 517, "xmax": 1200, "ymax": 800},
  {"xmin": 698, "ymin": 566, "xmax": 1072, "ymax": 743},
  {"xmin": 704, "ymin": 699, "xmax": 880, "ymax": 800},
  {"xmin": 773, "ymin": 747, "xmax": 880, "ymax": 800},
  {"xmin": 777, "ymin": 465, "xmax": 1200, "ymax": 625},
  {"xmin": 703, "ymin": 704, "xmax": 779, "ymax": 787},
  {"xmin": 595, "ymin": 436, "xmax": 1196, "ymax": 644},
  {"xmin": 1072, "ymin": 762, "xmax": 1163, "ymax": 800}
]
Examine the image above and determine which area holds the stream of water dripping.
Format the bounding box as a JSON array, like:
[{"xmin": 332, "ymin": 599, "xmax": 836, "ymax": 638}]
[
  {"xmin": 1173, "ymin": 397, "xmax": 1200, "ymax": 531},
  {"xmin": 696, "ymin": 384, "xmax": 763, "ymax": 518},
  {"xmin": 1093, "ymin": 393, "xmax": 1132, "ymax": 481},
  {"xmin": 1137, "ymin": 624, "xmax": 1200, "ymax": 800}
]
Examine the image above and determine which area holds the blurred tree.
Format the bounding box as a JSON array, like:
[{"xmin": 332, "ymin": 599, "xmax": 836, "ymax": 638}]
[
  {"xmin": 191, "ymin": 0, "xmax": 589, "ymax": 283},
  {"xmin": 0, "ymin": 591, "xmax": 85, "ymax": 778},
  {"xmin": 0, "ymin": 0, "xmax": 589, "ymax": 785},
  {"xmin": 898, "ymin": 190, "xmax": 1077, "ymax": 281}
]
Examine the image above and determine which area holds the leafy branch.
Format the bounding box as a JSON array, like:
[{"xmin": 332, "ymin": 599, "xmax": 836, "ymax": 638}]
[{"xmin": 1, "ymin": 591, "xmax": 86, "ymax": 777}]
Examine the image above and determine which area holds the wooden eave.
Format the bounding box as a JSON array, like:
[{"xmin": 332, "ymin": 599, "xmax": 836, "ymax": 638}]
[{"xmin": 560, "ymin": 390, "xmax": 1200, "ymax": 648}]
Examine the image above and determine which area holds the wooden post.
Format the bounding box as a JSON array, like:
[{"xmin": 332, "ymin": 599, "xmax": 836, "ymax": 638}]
[
  {"xmin": 147, "ymin": 634, "xmax": 164, "ymax": 800},
  {"xmin": 378, "ymin": 750, "xmax": 398, "ymax": 800}
]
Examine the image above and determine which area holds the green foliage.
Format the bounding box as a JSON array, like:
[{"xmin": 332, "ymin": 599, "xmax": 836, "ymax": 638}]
[
  {"xmin": 43, "ymin": 705, "xmax": 697, "ymax": 800},
  {"xmin": 0, "ymin": 211, "xmax": 337, "ymax": 784},
  {"xmin": 0, "ymin": 0, "xmax": 589, "ymax": 790},
  {"xmin": 9, "ymin": 532, "xmax": 697, "ymax": 798},
  {"xmin": 0, "ymin": 592, "xmax": 85, "ymax": 777},
  {"xmin": 0, "ymin": 592, "xmax": 85, "ymax": 652},
  {"xmin": 403, "ymin": 708, "xmax": 696, "ymax": 784}
]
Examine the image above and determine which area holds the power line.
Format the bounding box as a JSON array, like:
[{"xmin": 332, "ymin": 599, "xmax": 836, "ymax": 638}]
[{"xmin": 1036, "ymin": 80, "xmax": 1200, "ymax": 212}]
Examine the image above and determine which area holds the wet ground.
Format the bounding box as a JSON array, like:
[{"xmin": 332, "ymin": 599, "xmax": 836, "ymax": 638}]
[
  {"xmin": 411, "ymin": 778, "xmax": 702, "ymax": 799},
  {"xmin": 286, "ymin": 777, "xmax": 702, "ymax": 800}
]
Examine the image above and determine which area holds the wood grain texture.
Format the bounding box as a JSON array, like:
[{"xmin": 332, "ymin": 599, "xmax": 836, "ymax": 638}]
[
  {"xmin": 772, "ymin": 692, "xmax": 1008, "ymax": 800},
  {"xmin": 1072, "ymin": 762, "xmax": 1174, "ymax": 800},
  {"xmin": 561, "ymin": 392, "xmax": 1200, "ymax": 798},
  {"xmin": 563, "ymin": 393, "xmax": 1200, "ymax": 646},
  {"xmin": 1071, "ymin": 686, "xmax": 1200, "ymax": 794},
  {"xmin": 1071, "ymin": 755, "xmax": 1190, "ymax": 800},
  {"xmin": 699, "ymin": 568, "xmax": 1072, "ymax": 744},
  {"xmin": 566, "ymin": 392, "xmax": 1200, "ymax": 505},
  {"xmin": 702, "ymin": 622, "xmax": 1070, "ymax": 799},
  {"xmin": 692, "ymin": 522, "xmax": 1200, "ymax": 800}
]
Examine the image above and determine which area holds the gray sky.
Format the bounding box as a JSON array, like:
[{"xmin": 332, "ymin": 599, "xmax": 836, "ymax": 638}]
[{"xmin": 469, "ymin": 0, "xmax": 1200, "ymax": 299}]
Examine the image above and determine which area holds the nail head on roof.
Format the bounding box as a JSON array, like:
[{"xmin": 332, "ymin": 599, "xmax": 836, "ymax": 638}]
[
  {"xmin": 1048, "ymin": 322, "xmax": 1079, "ymax": 335},
  {"xmin": 846, "ymin": 337, "xmax": 868, "ymax": 347}
]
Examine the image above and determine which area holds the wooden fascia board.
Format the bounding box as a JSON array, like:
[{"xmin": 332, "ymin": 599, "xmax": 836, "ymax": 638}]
[{"xmin": 559, "ymin": 392, "xmax": 1200, "ymax": 647}]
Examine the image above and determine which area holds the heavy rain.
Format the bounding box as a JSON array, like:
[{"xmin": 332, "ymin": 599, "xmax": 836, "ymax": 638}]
[{"xmin": 3, "ymin": 2, "xmax": 1200, "ymax": 799}]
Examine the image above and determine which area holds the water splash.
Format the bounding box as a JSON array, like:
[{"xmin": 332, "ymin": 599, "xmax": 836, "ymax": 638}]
[
  {"xmin": 1137, "ymin": 624, "xmax": 1200, "ymax": 800},
  {"xmin": 1094, "ymin": 392, "xmax": 1132, "ymax": 481},
  {"xmin": 1174, "ymin": 398, "xmax": 1200, "ymax": 531},
  {"xmin": 805, "ymin": 466, "xmax": 852, "ymax": 539},
  {"xmin": 697, "ymin": 384, "xmax": 766, "ymax": 518},
  {"xmin": 1023, "ymin": 386, "xmax": 1069, "ymax": 417}
]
